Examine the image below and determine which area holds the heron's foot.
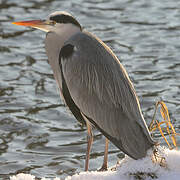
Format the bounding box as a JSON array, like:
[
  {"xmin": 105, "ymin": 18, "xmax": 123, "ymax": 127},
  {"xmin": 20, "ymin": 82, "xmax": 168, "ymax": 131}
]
[
  {"xmin": 110, "ymin": 166, "xmax": 117, "ymax": 171},
  {"xmin": 98, "ymin": 164, "xmax": 108, "ymax": 171},
  {"xmin": 109, "ymin": 159, "xmax": 120, "ymax": 171},
  {"xmin": 116, "ymin": 159, "xmax": 120, "ymax": 166}
]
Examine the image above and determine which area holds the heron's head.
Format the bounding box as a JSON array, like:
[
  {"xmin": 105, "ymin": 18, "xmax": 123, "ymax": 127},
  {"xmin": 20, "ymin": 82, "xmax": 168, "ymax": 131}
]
[{"xmin": 12, "ymin": 11, "xmax": 82, "ymax": 33}]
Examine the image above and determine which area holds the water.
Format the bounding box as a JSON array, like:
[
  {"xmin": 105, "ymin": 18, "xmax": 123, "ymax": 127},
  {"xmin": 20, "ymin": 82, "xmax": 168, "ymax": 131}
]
[{"xmin": 0, "ymin": 0, "xmax": 180, "ymax": 179}]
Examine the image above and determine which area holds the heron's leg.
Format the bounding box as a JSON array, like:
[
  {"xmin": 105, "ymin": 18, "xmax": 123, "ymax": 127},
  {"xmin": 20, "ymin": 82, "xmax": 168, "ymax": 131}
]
[
  {"xmin": 85, "ymin": 121, "xmax": 93, "ymax": 171},
  {"xmin": 98, "ymin": 138, "xmax": 109, "ymax": 171}
]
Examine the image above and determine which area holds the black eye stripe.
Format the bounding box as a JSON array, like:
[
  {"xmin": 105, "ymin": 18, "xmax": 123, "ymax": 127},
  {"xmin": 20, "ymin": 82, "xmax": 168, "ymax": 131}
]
[{"xmin": 49, "ymin": 14, "xmax": 81, "ymax": 29}]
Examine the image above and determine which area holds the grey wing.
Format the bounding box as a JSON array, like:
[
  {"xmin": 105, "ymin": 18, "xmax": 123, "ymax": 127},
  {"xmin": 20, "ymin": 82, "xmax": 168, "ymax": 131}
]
[{"xmin": 60, "ymin": 31, "xmax": 155, "ymax": 159}]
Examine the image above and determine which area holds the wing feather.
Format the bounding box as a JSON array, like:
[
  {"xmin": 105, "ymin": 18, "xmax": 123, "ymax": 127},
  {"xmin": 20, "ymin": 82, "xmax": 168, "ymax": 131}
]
[{"xmin": 60, "ymin": 31, "xmax": 155, "ymax": 159}]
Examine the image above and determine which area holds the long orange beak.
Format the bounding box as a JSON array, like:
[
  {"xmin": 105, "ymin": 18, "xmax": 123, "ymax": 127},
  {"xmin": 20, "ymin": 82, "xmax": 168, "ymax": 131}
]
[
  {"xmin": 12, "ymin": 20, "xmax": 45, "ymax": 27},
  {"xmin": 12, "ymin": 20, "xmax": 50, "ymax": 32}
]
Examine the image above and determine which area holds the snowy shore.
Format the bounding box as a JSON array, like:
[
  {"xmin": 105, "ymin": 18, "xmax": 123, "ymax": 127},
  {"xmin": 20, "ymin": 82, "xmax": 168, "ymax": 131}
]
[{"xmin": 10, "ymin": 147, "xmax": 180, "ymax": 180}]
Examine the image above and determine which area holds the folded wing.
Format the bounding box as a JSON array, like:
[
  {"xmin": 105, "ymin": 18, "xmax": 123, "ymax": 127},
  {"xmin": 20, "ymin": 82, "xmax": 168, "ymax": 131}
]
[{"xmin": 59, "ymin": 31, "xmax": 155, "ymax": 159}]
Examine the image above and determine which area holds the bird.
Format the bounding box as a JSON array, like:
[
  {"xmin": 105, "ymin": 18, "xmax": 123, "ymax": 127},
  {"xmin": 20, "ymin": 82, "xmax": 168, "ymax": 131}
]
[{"xmin": 12, "ymin": 11, "xmax": 156, "ymax": 171}]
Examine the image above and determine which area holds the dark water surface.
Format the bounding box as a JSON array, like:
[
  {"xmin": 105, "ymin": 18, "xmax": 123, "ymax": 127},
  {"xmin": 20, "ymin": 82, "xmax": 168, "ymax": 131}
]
[{"xmin": 1, "ymin": 0, "xmax": 180, "ymax": 179}]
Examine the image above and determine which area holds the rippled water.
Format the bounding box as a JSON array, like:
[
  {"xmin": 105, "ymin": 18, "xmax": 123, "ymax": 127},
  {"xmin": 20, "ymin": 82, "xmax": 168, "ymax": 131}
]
[{"xmin": 1, "ymin": 0, "xmax": 180, "ymax": 179}]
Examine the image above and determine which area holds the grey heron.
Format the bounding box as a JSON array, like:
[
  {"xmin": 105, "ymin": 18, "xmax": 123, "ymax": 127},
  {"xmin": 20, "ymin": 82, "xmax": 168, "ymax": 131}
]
[{"xmin": 13, "ymin": 11, "xmax": 156, "ymax": 171}]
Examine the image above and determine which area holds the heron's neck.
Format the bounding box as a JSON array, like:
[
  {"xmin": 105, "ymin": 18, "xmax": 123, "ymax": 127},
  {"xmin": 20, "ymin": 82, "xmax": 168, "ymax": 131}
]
[
  {"xmin": 45, "ymin": 23, "xmax": 80, "ymax": 55},
  {"xmin": 45, "ymin": 23, "xmax": 80, "ymax": 65},
  {"xmin": 45, "ymin": 23, "xmax": 80, "ymax": 86}
]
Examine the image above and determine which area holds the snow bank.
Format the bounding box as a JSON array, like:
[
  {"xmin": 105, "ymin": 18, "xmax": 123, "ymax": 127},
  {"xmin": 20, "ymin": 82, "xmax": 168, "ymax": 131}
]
[{"xmin": 10, "ymin": 147, "xmax": 180, "ymax": 180}]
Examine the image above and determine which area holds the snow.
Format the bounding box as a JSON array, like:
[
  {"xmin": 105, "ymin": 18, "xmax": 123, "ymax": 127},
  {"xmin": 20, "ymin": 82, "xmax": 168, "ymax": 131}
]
[{"xmin": 10, "ymin": 147, "xmax": 180, "ymax": 180}]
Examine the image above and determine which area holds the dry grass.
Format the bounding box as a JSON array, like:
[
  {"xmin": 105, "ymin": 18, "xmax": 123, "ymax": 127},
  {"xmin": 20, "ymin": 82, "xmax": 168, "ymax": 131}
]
[{"xmin": 149, "ymin": 101, "xmax": 180, "ymax": 150}]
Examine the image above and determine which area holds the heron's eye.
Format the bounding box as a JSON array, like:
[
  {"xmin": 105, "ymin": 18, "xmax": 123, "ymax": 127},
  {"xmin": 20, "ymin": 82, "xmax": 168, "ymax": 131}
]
[{"xmin": 48, "ymin": 20, "xmax": 56, "ymax": 25}]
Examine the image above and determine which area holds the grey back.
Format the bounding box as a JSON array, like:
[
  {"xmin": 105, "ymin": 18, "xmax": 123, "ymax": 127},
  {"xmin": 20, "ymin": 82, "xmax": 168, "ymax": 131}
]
[{"xmin": 60, "ymin": 30, "xmax": 155, "ymax": 159}]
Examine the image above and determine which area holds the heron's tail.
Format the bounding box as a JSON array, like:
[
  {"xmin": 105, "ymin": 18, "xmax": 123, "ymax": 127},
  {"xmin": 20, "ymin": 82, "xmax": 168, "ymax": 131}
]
[
  {"xmin": 85, "ymin": 112, "xmax": 155, "ymax": 160},
  {"xmin": 113, "ymin": 116, "xmax": 156, "ymax": 159}
]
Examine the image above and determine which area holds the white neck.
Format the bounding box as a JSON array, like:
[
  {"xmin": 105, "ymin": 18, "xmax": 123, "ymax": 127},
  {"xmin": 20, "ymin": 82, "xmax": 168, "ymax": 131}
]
[
  {"xmin": 45, "ymin": 23, "xmax": 80, "ymax": 61},
  {"xmin": 45, "ymin": 23, "xmax": 81, "ymax": 89}
]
